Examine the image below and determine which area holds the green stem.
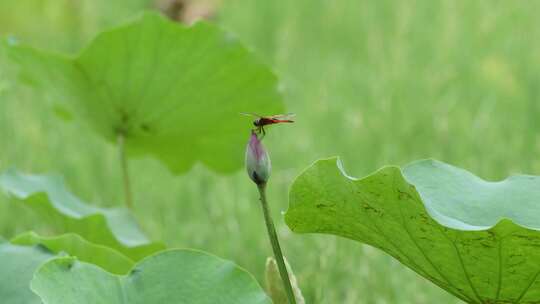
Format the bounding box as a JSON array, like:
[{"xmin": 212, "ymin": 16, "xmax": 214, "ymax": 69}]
[
  {"xmin": 118, "ymin": 132, "xmax": 133, "ymax": 209},
  {"xmin": 257, "ymin": 183, "xmax": 297, "ymax": 304}
]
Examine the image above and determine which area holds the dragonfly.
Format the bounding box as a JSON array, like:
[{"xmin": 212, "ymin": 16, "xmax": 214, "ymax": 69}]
[{"xmin": 240, "ymin": 112, "xmax": 295, "ymax": 136}]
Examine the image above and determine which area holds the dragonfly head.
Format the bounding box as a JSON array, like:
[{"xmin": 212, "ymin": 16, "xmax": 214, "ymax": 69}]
[{"xmin": 253, "ymin": 119, "xmax": 261, "ymax": 127}]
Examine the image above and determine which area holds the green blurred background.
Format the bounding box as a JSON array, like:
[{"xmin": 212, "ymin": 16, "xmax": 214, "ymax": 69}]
[{"xmin": 1, "ymin": 0, "xmax": 539, "ymax": 303}]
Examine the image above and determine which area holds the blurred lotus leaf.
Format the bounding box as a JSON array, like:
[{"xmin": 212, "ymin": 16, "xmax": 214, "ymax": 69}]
[
  {"xmin": 0, "ymin": 169, "xmax": 165, "ymax": 260},
  {"xmin": 11, "ymin": 231, "xmax": 134, "ymax": 274},
  {"xmin": 0, "ymin": 241, "xmax": 56, "ymax": 304},
  {"xmin": 5, "ymin": 12, "xmax": 284, "ymax": 174},
  {"xmin": 32, "ymin": 249, "xmax": 272, "ymax": 304}
]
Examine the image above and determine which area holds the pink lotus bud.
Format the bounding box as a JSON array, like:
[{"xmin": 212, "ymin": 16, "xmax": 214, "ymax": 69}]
[{"xmin": 245, "ymin": 130, "xmax": 271, "ymax": 185}]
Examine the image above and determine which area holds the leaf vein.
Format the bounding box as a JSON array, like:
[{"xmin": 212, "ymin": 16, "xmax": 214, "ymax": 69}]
[
  {"xmin": 393, "ymin": 176, "xmax": 476, "ymax": 304},
  {"xmin": 439, "ymin": 228, "xmax": 483, "ymax": 304},
  {"xmin": 514, "ymin": 269, "xmax": 540, "ymax": 303},
  {"xmin": 495, "ymin": 237, "xmax": 503, "ymax": 301}
]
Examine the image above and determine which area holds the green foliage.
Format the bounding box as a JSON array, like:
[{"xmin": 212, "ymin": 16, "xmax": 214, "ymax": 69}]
[
  {"xmin": 32, "ymin": 249, "xmax": 272, "ymax": 304},
  {"xmin": 0, "ymin": 168, "xmax": 164, "ymax": 260},
  {"xmin": 12, "ymin": 231, "xmax": 133, "ymax": 274},
  {"xmin": 1, "ymin": 8, "xmax": 286, "ymax": 304},
  {"xmin": 287, "ymin": 158, "xmax": 540, "ymax": 303},
  {"xmin": 6, "ymin": 1, "xmax": 540, "ymax": 303},
  {"xmin": 0, "ymin": 241, "xmax": 56, "ymax": 304},
  {"xmin": 6, "ymin": 12, "xmax": 284, "ymax": 174}
]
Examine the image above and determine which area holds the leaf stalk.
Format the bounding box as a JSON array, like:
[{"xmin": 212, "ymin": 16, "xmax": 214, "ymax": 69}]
[{"xmin": 118, "ymin": 132, "xmax": 133, "ymax": 209}]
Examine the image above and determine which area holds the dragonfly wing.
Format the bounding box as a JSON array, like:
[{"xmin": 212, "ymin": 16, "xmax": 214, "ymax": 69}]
[
  {"xmin": 267, "ymin": 113, "xmax": 296, "ymax": 120},
  {"xmin": 239, "ymin": 112, "xmax": 262, "ymax": 118}
]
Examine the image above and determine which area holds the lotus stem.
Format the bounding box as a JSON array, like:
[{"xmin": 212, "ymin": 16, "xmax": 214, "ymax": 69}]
[{"xmin": 257, "ymin": 183, "xmax": 297, "ymax": 304}]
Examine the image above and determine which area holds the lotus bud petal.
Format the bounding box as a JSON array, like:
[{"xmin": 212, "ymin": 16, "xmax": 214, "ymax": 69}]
[{"xmin": 245, "ymin": 130, "xmax": 271, "ymax": 185}]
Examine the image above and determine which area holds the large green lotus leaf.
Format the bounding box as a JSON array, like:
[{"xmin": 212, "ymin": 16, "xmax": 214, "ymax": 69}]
[
  {"xmin": 286, "ymin": 158, "xmax": 540, "ymax": 304},
  {"xmin": 11, "ymin": 231, "xmax": 134, "ymax": 274},
  {"xmin": 0, "ymin": 240, "xmax": 56, "ymax": 304},
  {"xmin": 32, "ymin": 249, "xmax": 272, "ymax": 304},
  {"xmin": 0, "ymin": 169, "xmax": 165, "ymax": 260},
  {"xmin": 6, "ymin": 12, "xmax": 284, "ymax": 174}
]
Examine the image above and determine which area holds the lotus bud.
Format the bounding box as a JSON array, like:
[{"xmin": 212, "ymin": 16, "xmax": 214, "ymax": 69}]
[
  {"xmin": 265, "ymin": 257, "xmax": 305, "ymax": 304},
  {"xmin": 245, "ymin": 130, "xmax": 271, "ymax": 185}
]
